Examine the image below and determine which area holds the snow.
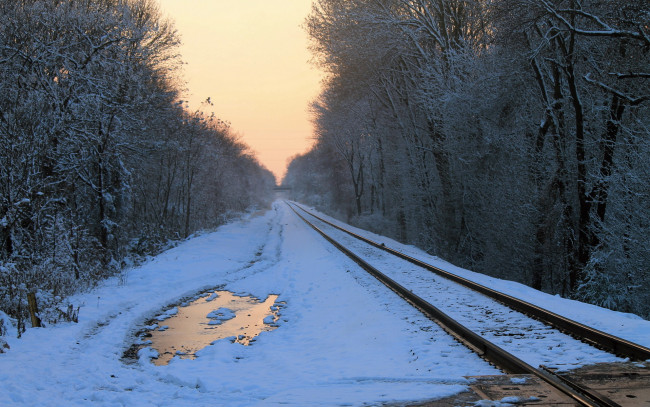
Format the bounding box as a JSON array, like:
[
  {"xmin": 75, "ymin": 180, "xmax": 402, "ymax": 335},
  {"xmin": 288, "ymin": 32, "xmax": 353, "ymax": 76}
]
[
  {"xmin": 1, "ymin": 200, "xmax": 649, "ymax": 406},
  {"xmin": 155, "ymin": 307, "xmax": 178, "ymax": 321},
  {"xmin": 303, "ymin": 209, "xmax": 624, "ymax": 370},
  {"xmin": 295, "ymin": 203, "xmax": 650, "ymax": 351},
  {"xmin": 206, "ymin": 308, "xmax": 236, "ymax": 324}
]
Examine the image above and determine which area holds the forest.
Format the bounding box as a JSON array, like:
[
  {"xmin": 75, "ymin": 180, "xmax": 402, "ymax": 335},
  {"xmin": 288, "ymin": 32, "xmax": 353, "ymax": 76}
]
[
  {"xmin": 0, "ymin": 0, "xmax": 275, "ymax": 335},
  {"xmin": 285, "ymin": 0, "xmax": 650, "ymax": 317}
]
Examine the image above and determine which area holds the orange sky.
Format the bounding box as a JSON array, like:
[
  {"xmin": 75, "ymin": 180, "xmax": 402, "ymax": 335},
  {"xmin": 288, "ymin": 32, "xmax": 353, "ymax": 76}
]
[{"xmin": 157, "ymin": 0, "xmax": 323, "ymax": 182}]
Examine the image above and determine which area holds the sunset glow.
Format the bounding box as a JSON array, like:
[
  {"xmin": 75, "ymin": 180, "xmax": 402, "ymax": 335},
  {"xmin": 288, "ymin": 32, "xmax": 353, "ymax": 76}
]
[{"xmin": 157, "ymin": 0, "xmax": 323, "ymax": 182}]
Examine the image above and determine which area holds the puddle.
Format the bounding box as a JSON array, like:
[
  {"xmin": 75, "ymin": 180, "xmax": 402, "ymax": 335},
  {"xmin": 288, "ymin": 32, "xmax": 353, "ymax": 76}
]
[{"xmin": 142, "ymin": 290, "xmax": 282, "ymax": 365}]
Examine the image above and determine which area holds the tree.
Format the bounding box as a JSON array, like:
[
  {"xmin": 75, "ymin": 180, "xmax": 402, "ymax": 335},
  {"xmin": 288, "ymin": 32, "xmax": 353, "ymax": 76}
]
[
  {"xmin": 0, "ymin": 0, "xmax": 276, "ymax": 333},
  {"xmin": 291, "ymin": 0, "xmax": 650, "ymax": 317}
]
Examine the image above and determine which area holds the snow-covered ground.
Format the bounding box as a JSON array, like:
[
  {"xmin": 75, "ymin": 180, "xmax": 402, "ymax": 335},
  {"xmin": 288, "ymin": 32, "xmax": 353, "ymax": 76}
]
[
  {"xmin": 1, "ymin": 200, "xmax": 649, "ymax": 406},
  {"xmin": 294, "ymin": 202, "xmax": 650, "ymax": 351},
  {"xmin": 294, "ymin": 204, "xmax": 626, "ymax": 371}
]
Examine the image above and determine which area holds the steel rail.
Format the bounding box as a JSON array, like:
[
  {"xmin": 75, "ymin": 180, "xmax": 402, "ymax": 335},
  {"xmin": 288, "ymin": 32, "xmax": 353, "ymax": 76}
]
[
  {"xmin": 289, "ymin": 202, "xmax": 650, "ymax": 362},
  {"xmin": 540, "ymin": 366, "xmax": 622, "ymax": 407},
  {"xmin": 287, "ymin": 203, "xmax": 620, "ymax": 407}
]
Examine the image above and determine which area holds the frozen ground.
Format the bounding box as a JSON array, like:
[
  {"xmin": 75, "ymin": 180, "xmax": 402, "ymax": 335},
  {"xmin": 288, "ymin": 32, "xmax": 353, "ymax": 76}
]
[{"xmin": 1, "ymin": 200, "xmax": 649, "ymax": 406}]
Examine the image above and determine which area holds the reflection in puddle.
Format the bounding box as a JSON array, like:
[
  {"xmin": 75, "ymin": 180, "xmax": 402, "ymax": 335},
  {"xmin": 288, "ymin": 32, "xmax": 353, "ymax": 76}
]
[{"xmin": 145, "ymin": 291, "xmax": 281, "ymax": 365}]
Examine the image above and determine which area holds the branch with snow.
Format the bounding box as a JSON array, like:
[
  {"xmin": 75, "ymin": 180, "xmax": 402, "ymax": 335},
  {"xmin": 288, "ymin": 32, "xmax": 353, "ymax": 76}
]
[
  {"xmin": 584, "ymin": 73, "xmax": 650, "ymax": 106},
  {"xmin": 537, "ymin": 0, "xmax": 650, "ymax": 45}
]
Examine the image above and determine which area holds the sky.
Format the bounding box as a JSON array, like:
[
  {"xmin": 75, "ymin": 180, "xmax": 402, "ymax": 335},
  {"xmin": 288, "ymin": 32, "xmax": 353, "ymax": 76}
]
[{"xmin": 156, "ymin": 0, "xmax": 323, "ymax": 183}]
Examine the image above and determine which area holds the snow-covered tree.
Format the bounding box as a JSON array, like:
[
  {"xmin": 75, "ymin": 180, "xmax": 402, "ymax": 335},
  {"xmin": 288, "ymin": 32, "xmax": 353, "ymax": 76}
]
[
  {"xmin": 289, "ymin": 0, "xmax": 650, "ymax": 317},
  {"xmin": 0, "ymin": 0, "xmax": 276, "ymax": 333}
]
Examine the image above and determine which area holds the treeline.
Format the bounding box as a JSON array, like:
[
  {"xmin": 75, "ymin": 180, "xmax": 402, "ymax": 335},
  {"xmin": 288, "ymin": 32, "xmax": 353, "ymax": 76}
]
[
  {"xmin": 285, "ymin": 0, "xmax": 650, "ymax": 317},
  {"xmin": 0, "ymin": 0, "xmax": 275, "ymax": 334}
]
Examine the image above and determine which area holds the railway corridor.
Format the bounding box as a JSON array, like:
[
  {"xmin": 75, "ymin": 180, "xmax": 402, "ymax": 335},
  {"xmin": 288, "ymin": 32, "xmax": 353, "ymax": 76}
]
[
  {"xmin": 294, "ymin": 203, "xmax": 623, "ymax": 370},
  {"xmin": 1, "ymin": 200, "xmax": 649, "ymax": 406},
  {"xmin": 286, "ymin": 201, "xmax": 650, "ymax": 406}
]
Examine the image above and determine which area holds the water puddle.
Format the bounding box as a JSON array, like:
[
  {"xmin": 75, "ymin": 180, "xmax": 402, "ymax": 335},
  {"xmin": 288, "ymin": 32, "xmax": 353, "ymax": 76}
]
[{"xmin": 142, "ymin": 290, "xmax": 282, "ymax": 365}]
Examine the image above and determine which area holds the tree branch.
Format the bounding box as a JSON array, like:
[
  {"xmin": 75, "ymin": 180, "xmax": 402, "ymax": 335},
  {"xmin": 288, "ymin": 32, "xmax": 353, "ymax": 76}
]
[
  {"xmin": 538, "ymin": 0, "xmax": 650, "ymax": 45},
  {"xmin": 609, "ymin": 72, "xmax": 650, "ymax": 80},
  {"xmin": 584, "ymin": 73, "xmax": 650, "ymax": 106}
]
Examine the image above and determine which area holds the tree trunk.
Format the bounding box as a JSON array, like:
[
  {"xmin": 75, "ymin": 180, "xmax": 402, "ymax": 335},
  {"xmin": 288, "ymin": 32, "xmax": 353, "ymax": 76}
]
[
  {"xmin": 562, "ymin": 31, "xmax": 589, "ymax": 293},
  {"xmin": 594, "ymin": 94, "xmax": 625, "ymax": 224}
]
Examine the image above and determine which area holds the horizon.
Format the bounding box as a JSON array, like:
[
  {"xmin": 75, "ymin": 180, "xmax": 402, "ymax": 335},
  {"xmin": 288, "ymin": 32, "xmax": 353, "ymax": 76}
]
[{"xmin": 157, "ymin": 0, "xmax": 324, "ymax": 182}]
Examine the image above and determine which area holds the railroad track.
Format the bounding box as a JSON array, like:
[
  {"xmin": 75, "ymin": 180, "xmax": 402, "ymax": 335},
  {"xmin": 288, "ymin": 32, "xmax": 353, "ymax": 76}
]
[{"xmin": 286, "ymin": 201, "xmax": 650, "ymax": 407}]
